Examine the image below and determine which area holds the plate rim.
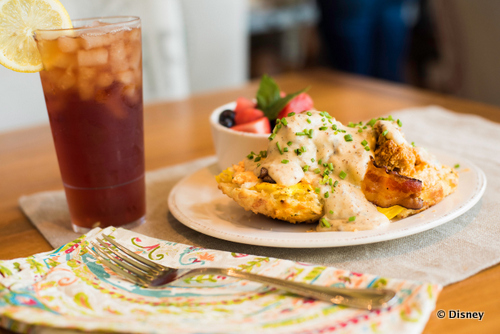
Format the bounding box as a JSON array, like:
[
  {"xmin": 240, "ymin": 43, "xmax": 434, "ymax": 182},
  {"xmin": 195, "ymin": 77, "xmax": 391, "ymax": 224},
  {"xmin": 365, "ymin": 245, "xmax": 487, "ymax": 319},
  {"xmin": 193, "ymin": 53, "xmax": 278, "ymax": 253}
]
[{"xmin": 168, "ymin": 150, "xmax": 487, "ymax": 248}]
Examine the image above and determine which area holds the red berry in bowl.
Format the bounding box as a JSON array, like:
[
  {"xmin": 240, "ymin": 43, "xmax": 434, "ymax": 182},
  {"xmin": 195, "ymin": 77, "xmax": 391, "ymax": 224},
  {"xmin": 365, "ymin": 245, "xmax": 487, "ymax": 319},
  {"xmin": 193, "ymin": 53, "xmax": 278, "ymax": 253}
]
[
  {"xmin": 231, "ymin": 117, "xmax": 271, "ymax": 134},
  {"xmin": 235, "ymin": 108, "xmax": 265, "ymax": 125}
]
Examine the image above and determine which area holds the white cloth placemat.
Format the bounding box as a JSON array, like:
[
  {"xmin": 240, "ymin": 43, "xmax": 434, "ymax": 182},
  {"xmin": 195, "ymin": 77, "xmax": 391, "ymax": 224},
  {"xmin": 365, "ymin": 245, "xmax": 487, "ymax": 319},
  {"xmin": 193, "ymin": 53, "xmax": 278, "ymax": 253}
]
[{"xmin": 19, "ymin": 106, "xmax": 500, "ymax": 286}]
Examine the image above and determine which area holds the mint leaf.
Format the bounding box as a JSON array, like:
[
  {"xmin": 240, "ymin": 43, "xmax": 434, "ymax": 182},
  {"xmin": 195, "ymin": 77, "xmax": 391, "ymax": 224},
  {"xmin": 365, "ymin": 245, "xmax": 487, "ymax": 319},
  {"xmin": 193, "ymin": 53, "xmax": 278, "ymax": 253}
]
[
  {"xmin": 256, "ymin": 74, "xmax": 281, "ymax": 112},
  {"xmin": 265, "ymin": 87, "xmax": 309, "ymax": 120}
]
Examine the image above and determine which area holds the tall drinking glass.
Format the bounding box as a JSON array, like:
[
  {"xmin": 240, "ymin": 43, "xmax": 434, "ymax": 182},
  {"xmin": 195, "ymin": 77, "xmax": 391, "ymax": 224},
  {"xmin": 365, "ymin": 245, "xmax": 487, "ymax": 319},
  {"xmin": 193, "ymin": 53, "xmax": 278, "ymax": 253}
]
[{"xmin": 35, "ymin": 17, "xmax": 146, "ymax": 233}]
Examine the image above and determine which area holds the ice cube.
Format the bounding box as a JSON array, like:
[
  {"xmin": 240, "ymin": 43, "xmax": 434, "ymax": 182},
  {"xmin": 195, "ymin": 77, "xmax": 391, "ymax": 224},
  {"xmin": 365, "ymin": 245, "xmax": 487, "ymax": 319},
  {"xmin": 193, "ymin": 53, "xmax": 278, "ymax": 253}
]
[
  {"xmin": 128, "ymin": 46, "xmax": 141, "ymax": 70},
  {"xmin": 78, "ymin": 80, "xmax": 95, "ymax": 101},
  {"xmin": 81, "ymin": 33, "xmax": 110, "ymax": 50},
  {"xmin": 123, "ymin": 85, "xmax": 140, "ymax": 104},
  {"xmin": 97, "ymin": 72, "xmax": 114, "ymax": 88},
  {"xmin": 52, "ymin": 53, "xmax": 76, "ymax": 69},
  {"xmin": 58, "ymin": 73, "xmax": 76, "ymax": 90},
  {"xmin": 116, "ymin": 70, "xmax": 135, "ymax": 85},
  {"xmin": 129, "ymin": 28, "xmax": 141, "ymax": 42},
  {"xmin": 109, "ymin": 41, "xmax": 128, "ymax": 73},
  {"xmin": 58, "ymin": 37, "xmax": 79, "ymax": 53},
  {"xmin": 78, "ymin": 67, "xmax": 97, "ymax": 81},
  {"xmin": 77, "ymin": 48, "xmax": 108, "ymax": 67}
]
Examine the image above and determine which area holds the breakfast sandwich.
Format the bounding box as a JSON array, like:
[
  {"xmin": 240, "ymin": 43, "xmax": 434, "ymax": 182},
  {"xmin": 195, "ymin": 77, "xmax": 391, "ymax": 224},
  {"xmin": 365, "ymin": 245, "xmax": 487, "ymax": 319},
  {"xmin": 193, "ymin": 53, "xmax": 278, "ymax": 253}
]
[{"xmin": 216, "ymin": 110, "xmax": 458, "ymax": 231}]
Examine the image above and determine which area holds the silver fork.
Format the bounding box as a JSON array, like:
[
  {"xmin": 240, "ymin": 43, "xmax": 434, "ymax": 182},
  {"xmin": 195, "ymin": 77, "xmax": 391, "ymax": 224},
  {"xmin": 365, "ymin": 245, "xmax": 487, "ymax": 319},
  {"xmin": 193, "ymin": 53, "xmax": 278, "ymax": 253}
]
[{"xmin": 86, "ymin": 235, "xmax": 397, "ymax": 310}]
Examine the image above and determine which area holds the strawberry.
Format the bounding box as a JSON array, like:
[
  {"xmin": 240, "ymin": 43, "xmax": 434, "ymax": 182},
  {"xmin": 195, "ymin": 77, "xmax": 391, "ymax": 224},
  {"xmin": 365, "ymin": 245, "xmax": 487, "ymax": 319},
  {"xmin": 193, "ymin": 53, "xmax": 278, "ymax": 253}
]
[
  {"xmin": 234, "ymin": 108, "xmax": 265, "ymax": 125},
  {"xmin": 234, "ymin": 97, "xmax": 255, "ymax": 114},
  {"xmin": 277, "ymin": 93, "xmax": 314, "ymax": 119},
  {"xmin": 231, "ymin": 117, "xmax": 271, "ymax": 134}
]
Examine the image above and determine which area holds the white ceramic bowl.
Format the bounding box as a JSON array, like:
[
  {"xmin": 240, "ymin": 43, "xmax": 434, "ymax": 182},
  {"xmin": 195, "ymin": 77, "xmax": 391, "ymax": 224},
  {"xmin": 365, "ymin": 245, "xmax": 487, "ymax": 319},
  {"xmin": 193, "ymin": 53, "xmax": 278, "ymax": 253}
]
[{"xmin": 210, "ymin": 102, "xmax": 270, "ymax": 171}]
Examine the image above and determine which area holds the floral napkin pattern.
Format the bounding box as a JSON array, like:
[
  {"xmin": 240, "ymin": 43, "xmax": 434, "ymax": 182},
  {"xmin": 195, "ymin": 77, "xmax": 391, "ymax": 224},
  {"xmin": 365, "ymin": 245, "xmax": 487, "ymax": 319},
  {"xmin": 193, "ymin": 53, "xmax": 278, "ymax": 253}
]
[{"xmin": 0, "ymin": 227, "xmax": 440, "ymax": 333}]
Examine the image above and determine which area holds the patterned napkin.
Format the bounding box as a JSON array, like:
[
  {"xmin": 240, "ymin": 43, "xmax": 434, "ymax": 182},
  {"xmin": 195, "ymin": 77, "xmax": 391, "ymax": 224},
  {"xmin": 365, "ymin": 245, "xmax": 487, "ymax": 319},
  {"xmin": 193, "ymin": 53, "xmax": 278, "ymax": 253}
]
[{"xmin": 0, "ymin": 227, "xmax": 439, "ymax": 333}]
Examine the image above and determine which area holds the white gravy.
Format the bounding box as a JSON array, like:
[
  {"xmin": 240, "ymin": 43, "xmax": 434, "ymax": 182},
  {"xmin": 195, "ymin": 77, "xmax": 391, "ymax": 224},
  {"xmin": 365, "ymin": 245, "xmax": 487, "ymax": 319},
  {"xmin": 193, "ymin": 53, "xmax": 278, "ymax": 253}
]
[{"xmin": 244, "ymin": 111, "xmax": 406, "ymax": 231}]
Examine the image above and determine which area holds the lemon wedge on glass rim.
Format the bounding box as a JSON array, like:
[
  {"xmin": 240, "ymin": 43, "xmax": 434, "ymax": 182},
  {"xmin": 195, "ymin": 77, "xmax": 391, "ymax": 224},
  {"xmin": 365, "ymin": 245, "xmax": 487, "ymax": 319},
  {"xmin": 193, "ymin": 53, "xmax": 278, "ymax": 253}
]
[{"xmin": 0, "ymin": 0, "xmax": 72, "ymax": 73}]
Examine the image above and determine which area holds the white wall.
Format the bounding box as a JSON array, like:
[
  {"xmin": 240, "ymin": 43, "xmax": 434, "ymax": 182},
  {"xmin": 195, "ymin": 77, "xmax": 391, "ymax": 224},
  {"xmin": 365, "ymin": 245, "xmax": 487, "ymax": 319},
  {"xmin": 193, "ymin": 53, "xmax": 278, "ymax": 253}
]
[{"xmin": 0, "ymin": 68, "xmax": 47, "ymax": 132}]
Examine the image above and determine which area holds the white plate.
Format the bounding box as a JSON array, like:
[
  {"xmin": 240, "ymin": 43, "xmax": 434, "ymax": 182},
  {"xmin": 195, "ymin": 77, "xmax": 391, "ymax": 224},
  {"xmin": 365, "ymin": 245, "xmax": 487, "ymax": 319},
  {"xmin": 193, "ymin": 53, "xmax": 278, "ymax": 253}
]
[{"xmin": 168, "ymin": 150, "xmax": 486, "ymax": 248}]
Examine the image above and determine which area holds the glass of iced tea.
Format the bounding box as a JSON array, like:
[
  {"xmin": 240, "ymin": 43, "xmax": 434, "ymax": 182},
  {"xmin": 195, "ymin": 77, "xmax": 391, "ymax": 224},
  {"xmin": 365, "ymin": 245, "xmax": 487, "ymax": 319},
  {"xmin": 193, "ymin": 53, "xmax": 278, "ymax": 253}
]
[{"xmin": 35, "ymin": 17, "xmax": 145, "ymax": 233}]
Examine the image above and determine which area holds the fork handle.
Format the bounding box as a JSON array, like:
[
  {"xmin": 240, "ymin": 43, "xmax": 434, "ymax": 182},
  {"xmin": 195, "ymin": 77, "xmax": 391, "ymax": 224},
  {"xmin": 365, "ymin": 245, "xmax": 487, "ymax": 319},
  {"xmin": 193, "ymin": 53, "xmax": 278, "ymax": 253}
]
[{"xmin": 187, "ymin": 268, "xmax": 397, "ymax": 310}]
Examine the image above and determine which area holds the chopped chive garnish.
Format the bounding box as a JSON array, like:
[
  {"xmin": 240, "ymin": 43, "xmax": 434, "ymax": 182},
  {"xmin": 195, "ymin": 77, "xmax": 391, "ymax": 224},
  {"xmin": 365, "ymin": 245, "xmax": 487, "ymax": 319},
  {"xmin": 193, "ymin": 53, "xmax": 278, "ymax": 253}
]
[
  {"xmin": 320, "ymin": 218, "xmax": 331, "ymax": 228},
  {"xmin": 276, "ymin": 142, "xmax": 283, "ymax": 155},
  {"xmin": 382, "ymin": 130, "xmax": 389, "ymax": 136},
  {"xmin": 328, "ymin": 163, "xmax": 334, "ymax": 170},
  {"xmin": 284, "ymin": 147, "xmax": 289, "ymax": 152},
  {"xmin": 323, "ymin": 169, "xmax": 330, "ymax": 176},
  {"xmin": 324, "ymin": 192, "xmax": 330, "ymax": 198},
  {"xmin": 288, "ymin": 112, "xmax": 295, "ymax": 117},
  {"xmin": 328, "ymin": 178, "xmax": 333, "ymax": 185},
  {"xmin": 268, "ymin": 133, "xmax": 276, "ymax": 141},
  {"xmin": 333, "ymin": 180, "xmax": 339, "ymax": 187},
  {"xmin": 311, "ymin": 158, "xmax": 315, "ymax": 162},
  {"xmin": 334, "ymin": 131, "xmax": 338, "ymax": 135},
  {"xmin": 332, "ymin": 124, "xmax": 337, "ymax": 130},
  {"xmin": 315, "ymin": 187, "xmax": 320, "ymax": 193},
  {"xmin": 276, "ymin": 124, "xmax": 282, "ymax": 130},
  {"xmin": 303, "ymin": 165, "xmax": 310, "ymax": 172},
  {"xmin": 361, "ymin": 140, "xmax": 368, "ymax": 146},
  {"xmin": 281, "ymin": 118, "xmax": 288, "ymax": 126},
  {"xmin": 247, "ymin": 154, "xmax": 254, "ymax": 159},
  {"xmin": 307, "ymin": 118, "xmax": 311, "ymax": 124},
  {"xmin": 344, "ymin": 134, "xmax": 353, "ymax": 142},
  {"xmin": 388, "ymin": 115, "xmax": 394, "ymax": 121},
  {"xmin": 411, "ymin": 141, "xmax": 416, "ymax": 147},
  {"xmin": 314, "ymin": 168, "xmax": 321, "ymax": 174},
  {"xmin": 308, "ymin": 129, "xmax": 314, "ymax": 138},
  {"xmin": 328, "ymin": 119, "xmax": 333, "ymax": 124},
  {"xmin": 348, "ymin": 122, "xmax": 356, "ymax": 128},
  {"xmin": 286, "ymin": 141, "xmax": 292, "ymax": 146},
  {"xmin": 363, "ymin": 126, "xmax": 367, "ymax": 129},
  {"xmin": 329, "ymin": 210, "xmax": 334, "ymax": 214},
  {"xmin": 340, "ymin": 129, "xmax": 346, "ymax": 133},
  {"xmin": 364, "ymin": 146, "xmax": 370, "ymax": 151},
  {"xmin": 254, "ymin": 157, "xmax": 261, "ymax": 162},
  {"xmin": 348, "ymin": 216, "xmax": 356, "ymax": 222},
  {"xmin": 257, "ymin": 163, "xmax": 261, "ymax": 167},
  {"xmin": 367, "ymin": 118, "xmax": 376, "ymax": 127},
  {"xmin": 397, "ymin": 119, "xmax": 403, "ymax": 127},
  {"xmin": 358, "ymin": 129, "xmax": 363, "ymax": 133},
  {"xmin": 281, "ymin": 159, "xmax": 289, "ymax": 164},
  {"xmin": 301, "ymin": 146, "xmax": 306, "ymax": 152},
  {"xmin": 318, "ymin": 159, "xmax": 322, "ymax": 165},
  {"xmin": 322, "ymin": 118, "xmax": 326, "ymax": 122},
  {"xmin": 323, "ymin": 163, "xmax": 328, "ymax": 168},
  {"xmin": 261, "ymin": 150, "xmax": 268, "ymax": 158},
  {"xmin": 296, "ymin": 132, "xmax": 306, "ymax": 136},
  {"xmin": 454, "ymin": 164, "xmax": 460, "ymax": 169},
  {"xmin": 319, "ymin": 126, "xmax": 328, "ymax": 131},
  {"xmin": 339, "ymin": 171, "xmax": 347, "ymax": 179},
  {"xmin": 307, "ymin": 111, "xmax": 312, "ymax": 116}
]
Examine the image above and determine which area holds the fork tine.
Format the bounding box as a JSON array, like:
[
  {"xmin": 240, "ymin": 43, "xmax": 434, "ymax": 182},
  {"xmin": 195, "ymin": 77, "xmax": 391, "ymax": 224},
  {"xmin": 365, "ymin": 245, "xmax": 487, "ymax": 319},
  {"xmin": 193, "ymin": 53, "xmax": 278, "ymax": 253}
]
[
  {"xmin": 95, "ymin": 237, "xmax": 159, "ymax": 275},
  {"xmin": 102, "ymin": 234, "xmax": 166, "ymax": 272},
  {"xmin": 85, "ymin": 245, "xmax": 150, "ymax": 286},
  {"xmin": 91, "ymin": 241, "xmax": 156, "ymax": 281}
]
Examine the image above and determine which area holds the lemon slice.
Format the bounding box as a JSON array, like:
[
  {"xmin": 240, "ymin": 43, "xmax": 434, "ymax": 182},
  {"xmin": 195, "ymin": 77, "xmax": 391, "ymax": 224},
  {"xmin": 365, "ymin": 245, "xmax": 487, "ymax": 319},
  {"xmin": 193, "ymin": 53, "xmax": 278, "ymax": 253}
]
[{"xmin": 0, "ymin": 0, "xmax": 72, "ymax": 72}]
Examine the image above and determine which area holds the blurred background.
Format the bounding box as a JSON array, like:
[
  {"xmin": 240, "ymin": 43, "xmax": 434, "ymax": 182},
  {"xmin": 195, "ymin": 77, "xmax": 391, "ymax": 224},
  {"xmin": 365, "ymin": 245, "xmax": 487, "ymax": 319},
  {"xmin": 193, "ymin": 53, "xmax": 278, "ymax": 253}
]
[{"xmin": 1, "ymin": 0, "xmax": 499, "ymax": 132}]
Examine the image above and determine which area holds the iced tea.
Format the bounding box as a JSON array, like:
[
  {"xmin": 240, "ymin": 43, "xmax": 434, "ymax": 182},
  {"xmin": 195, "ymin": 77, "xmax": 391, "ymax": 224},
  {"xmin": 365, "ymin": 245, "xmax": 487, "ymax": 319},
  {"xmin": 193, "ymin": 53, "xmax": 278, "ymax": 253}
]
[{"xmin": 35, "ymin": 17, "xmax": 145, "ymax": 232}]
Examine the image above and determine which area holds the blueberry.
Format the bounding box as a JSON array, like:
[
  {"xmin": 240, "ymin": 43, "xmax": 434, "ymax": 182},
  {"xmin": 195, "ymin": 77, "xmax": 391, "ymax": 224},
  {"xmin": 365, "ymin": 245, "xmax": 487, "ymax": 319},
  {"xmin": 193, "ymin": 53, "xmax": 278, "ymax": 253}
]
[{"xmin": 219, "ymin": 109, "xmax": 235, "ymax": 128}]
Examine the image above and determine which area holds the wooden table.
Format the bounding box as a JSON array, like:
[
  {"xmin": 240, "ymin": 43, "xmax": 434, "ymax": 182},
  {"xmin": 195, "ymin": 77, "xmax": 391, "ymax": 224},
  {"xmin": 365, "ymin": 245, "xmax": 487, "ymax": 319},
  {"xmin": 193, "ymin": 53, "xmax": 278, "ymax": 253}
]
[{"xmin": 1, "ymin": 69, "xmax": 499, "ymax": 333}]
